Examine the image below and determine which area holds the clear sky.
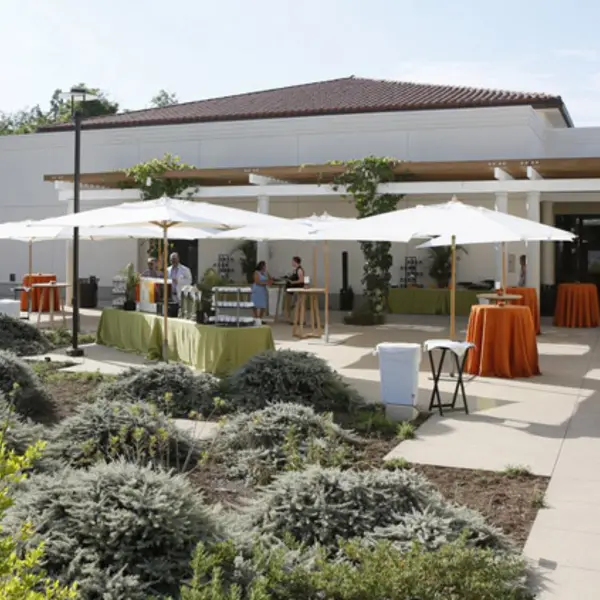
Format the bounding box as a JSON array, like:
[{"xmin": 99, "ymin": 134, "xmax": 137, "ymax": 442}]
[{"xmin": 3, "ymin": 0, "xmax": 600, "ymax": 125}]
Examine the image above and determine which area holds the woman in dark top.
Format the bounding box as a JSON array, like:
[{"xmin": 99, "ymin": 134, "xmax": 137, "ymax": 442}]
[{"xmin": 287, "ymin": 256, "xmax": 305, "ymax": 290}]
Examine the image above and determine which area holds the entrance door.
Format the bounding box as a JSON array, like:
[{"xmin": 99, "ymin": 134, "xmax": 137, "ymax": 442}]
[
  {"xmin": 170, "ymin": 239, "xmax": 198, "ymax": 283},
  {"xmin": 555, "ymin": 215, "xmax": 600, "ymax": 287}
]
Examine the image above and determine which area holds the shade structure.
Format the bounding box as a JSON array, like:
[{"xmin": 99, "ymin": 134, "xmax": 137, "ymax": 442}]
[
  {"xmin": 29, "ymin": 196, "xmax": 288, "ymax": 230},
  {"xmin": 1, "ymin": 220, "xmax": 220, "ymax": 242},
  {"xmin": 212, "ymin": 213, "xmax": 356, "ymax": 343},
  {"xmin": 29, "ymin": 197, "xmax": 290, "ymax": 361},
  {"xmin": 0, "ymin": 220, "xmax": 219, "ymax": 317}
]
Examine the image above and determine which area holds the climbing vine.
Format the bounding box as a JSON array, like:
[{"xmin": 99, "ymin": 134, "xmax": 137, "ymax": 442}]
[
  {"xmin": 122, "ymin": 152, "xmax": 197, "ymax": 200},
  {"xmin": 120, "ymin": 153, "xmax": 199, "ymax": 257},
  {"xmin": 332, "ymin": 156, "xmax": 405, "ymax": 320}
]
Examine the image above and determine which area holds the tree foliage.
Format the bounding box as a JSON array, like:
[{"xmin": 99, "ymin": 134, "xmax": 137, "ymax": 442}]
[
  {"xmin": 150, "ymin": 89, "xmax": 179, "ymax": 108},
  {"xmin": 0, "ymin": 83, "xmax": 118, "ymax": 135}
]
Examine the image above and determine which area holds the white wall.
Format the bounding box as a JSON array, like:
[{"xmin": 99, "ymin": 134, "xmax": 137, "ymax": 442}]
[{"xmin": 0, "ymin": 102, "xmax": 597, "ymax": 290}]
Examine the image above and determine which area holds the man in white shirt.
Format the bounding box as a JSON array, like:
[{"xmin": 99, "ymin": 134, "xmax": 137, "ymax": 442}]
[{"xmin": 167, "ymin": 252, "xmax": 192, "ymax": 304}]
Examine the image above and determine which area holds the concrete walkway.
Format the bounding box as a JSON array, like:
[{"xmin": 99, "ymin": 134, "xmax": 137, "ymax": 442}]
[{"xmin": 30, "ymin": 308, "xmax": 600, "ymax": 597}]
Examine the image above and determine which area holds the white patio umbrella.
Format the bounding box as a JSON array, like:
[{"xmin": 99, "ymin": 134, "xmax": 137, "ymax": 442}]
[
  {"xmin": 212, "ymin": 213, "xmax": 355, "ymax": 342},
  {"xmin": 306, "ymin": 197, "xmax": 574, "ymax": 337},
  {"xmin": 0, "ymin": 220, "xmax": 219, "ymax": 316},
  {"xmin": 29, "ymin": 196, "xmax": 289, "ymax": 359}
]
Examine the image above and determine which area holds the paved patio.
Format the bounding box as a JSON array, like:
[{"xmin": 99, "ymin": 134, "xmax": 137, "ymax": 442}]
[{"xmin": 31, "ymin": 307, "xmax": 600, "ymax": 598}]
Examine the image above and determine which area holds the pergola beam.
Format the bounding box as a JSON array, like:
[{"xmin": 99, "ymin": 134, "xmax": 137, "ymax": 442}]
[
  {"xmin": 527, "ymin": 166, "xmax": 543, "ymax": 180},
  {"xmin": 189, "ymin": 178, "xmax": 600, "ymax": 199},
  {"xmin": 494, "ymin": 167, "xmax": 514, "ymax": 181},
  {"xmin": 249, "ymin": 174, "xmax": 292, "ymax": 186}
]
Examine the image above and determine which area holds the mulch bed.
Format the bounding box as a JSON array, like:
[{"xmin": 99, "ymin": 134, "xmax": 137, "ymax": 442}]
[
  {"xmin": 27, "ymin": 362, "xmax": 548, "ymax": 547},
  {"xmin": 413, "ymin": 464, "xmax": 548, "ymax": 548}
]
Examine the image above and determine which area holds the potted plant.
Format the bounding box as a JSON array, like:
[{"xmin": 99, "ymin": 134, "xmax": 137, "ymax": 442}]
[
  {"xmin": 121, "ymin": 263, "xmax": 139, "ymax": 311},
  {"xmin": 232, "ymin": 240, "xmax": 257, "ymax": 284},
  {"xmin": 427, "ymin": 246, "xmax": 467, "ymax": 288}
]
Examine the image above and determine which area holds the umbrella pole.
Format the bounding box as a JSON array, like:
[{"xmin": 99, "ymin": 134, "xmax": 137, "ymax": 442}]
[
  {"xmin": 28, "ymin": 241, "xmax": 33, "ymax": 318},
  {"xmin": 312, "ymin": 244, "xmax": 318, "ymax": 288},
  {"xmin": 501, "ymin": 242, "xmax": 507, "ymax": 290},
  {"xmin": 162, "ymin": 227, "xmax": 169, "ymax": 363},
  {"xmin": 450, "ymin": 235, "xmax": 456, "ymax": 339},
  {"xmin": 324, "ymin": 241, "xmax": 330, "ymax": 343}
]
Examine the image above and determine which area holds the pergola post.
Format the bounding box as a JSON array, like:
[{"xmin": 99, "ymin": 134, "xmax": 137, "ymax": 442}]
[
  {"xmin": 494, "ymin": 191, "xmax": 508, "ymax": 285},
  {"xmin": 65, "ymin": 197, "xmax": 74, "ymax": 306},
  {"xmin": 541, "ymin": 201, "xmax": 556, "ymax": 285},
  {"xmin": 526, "ymin": 191, "xmax": 541, "ymax": 303},
  {"xmin": 257, "ymin": 195, "xmax": 270, "ymax": 264}
]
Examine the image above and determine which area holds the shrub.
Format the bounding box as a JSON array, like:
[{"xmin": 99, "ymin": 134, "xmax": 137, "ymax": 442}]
[
  {"xmin": 0, "ymin": 314, "xmax": 53, "ymax": 357},
  {"xmin": 224, "ymin": 350, "xmax": 363, "ymax": 413},
  {"xmin": 3, "ymin": 460, "xmax": 223, "ymax": 599},
  {"xmin": 182, "ymin": 538, "xmax": 533, "ymax": 600},
  {"xmin": 98, "ymin": 363, "xmax": 226, "ymax": 418},
  {"xmin": 0, "ymin": 351, "xmax": 57, "ymax": 423},
  {"xmin": 238, "ymin": 466, "xmax": 512, "ymax": 554},
  {"xmin": 45, "ymin": 399, "xmax": 202, "ymax": 472},
  {"xmin": 208, "ymin": 404, "xmax": 364, "ymax": 485},
  {"xmin": 0, "ymin": 434, "xmax": 77, "ymax": 599},
  {"xmin": 0, "ymin": 399, "xmax": 48, "ymax": 457}
]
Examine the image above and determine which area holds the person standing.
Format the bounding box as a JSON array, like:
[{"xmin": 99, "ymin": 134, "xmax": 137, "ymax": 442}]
[
  {"xmin": 142, "ymin": 257, "xmax": 162, "ymax": 278},
  {"xmin": 518, "ymin": 254, "xmax": 527, "ymax": 287},
  {"xmin": 167, "ymin": 252, "xmax": 192, "ymax": 305},
  {"xmin": 251, "ymin": 261, "xmax": 271, "ymax": 321}
]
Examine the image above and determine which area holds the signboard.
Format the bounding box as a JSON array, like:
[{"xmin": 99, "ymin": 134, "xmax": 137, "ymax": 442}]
[{"xmin": 139, "ymin": 277, "xmax": 171, "ymax": 313}]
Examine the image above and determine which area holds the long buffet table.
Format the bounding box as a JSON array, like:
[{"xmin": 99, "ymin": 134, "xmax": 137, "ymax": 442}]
[
  {"xmin": 96, "ymin": 308, "xmax": 275, "ymax": 376},
  {"xmin": 387, "ymin": 288, "xmax": 480, "ymax": 316}
]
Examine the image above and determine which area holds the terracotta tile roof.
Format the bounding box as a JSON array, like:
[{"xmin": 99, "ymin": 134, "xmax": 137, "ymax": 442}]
[{"xmin": 38, "ymin": 76, "xmax": 568, "ymax": 132}]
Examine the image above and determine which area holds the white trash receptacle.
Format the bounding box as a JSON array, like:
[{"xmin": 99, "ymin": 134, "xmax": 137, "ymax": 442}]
[
  {"xmin": 374, "ymin": 342, "xmax": 421, "ymax": 421},
  {"xmin": 268, "ymin": 288, "xmax": 279, "ymax": 317},
  {"xmin": 0, "ymin": 299, "xmax": 21, "ymax": 319}
]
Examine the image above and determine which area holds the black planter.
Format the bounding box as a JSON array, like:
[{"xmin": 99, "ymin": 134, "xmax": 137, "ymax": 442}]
[
  {"xmin": 123, "ymin": 300, "xmax": 136, "ymax": 311},
  {"xmin": 339, "ymin": 287, "xmax": 355, "ymax": 311}
]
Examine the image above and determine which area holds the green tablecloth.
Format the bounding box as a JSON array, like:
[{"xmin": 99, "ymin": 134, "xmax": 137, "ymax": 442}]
[
  {"xmin": 96, "ymin": 308, "xmax": 275, "ymax": 376},
  {"xmin": 387, "ymin": 288, "xmax": 479, "ymax": 316}
]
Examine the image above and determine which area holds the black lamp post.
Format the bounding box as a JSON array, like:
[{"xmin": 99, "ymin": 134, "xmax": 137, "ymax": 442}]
[{"xmin": 59, "ymin": 87, "xmax": 98, "ymax": 358}]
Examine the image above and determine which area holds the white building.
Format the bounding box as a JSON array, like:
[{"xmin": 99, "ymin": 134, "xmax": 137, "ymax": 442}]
[{"xmin": 0, "ymin": 76, "xmax": 598, "ymax": 310}]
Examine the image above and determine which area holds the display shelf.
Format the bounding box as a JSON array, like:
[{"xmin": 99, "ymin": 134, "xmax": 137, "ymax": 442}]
[
  {"xmin": 212, "ymin": 286, "xmax": 254, "ymax": 327},
  {"xmin": 111, "ymin": 275, "xmax": 127, "ymax": 308}
]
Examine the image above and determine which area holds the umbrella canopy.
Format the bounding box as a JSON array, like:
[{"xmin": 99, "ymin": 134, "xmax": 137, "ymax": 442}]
[
  {"xmin": 0, "ymin": 220, "xmax": 220, "ymax": 241},
  {"xmin": 304, "ymin": 199, "xmax": 575, "ymax": 243},
  {"xmin": 29, "ymin": 196, "xmax": 289, "ymax": 230},
  {"xmin": 212, "ymin": 212, "xmax": 354, "ymax": 241}
]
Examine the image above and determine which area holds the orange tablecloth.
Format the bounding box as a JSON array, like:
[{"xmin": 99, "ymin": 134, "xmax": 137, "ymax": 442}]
[
  {"xmin": 554, "ymin": 283, "xmax": 600, "ymax": 328},
  {"xmin": 465, "ymin": 305, "xmax": 540, "ymax": 378},
  {"xmin": 506, "ymin": 287, "xmax": 540, "ymax": 334},
  {"xmin": 20, "ymin": 274, "xmax": 60, "ymax": 312}
]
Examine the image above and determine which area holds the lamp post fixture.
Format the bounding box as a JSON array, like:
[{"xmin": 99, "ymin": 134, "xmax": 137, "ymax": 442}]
[{"xmin": 58, "ymin": 87, "xmax": 98, "ymax": 358}]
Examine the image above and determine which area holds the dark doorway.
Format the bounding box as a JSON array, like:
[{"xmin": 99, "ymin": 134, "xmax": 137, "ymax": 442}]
[
  {"xmin": 555, "ymin": 215, "xmax": 600, "ymax": 287},
  {"xmin": 170, "ymin": 239, "xmax": 198, "ymax": 282}
]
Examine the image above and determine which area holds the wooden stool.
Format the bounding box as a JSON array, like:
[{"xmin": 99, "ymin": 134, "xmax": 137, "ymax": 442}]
[
  {"xmin": 291, "ymin": 289, "xmax": 324, "ymax": 338},
  {"xmin": 34, "ymin": 283, "xmax": 70, "ymax": 328}
]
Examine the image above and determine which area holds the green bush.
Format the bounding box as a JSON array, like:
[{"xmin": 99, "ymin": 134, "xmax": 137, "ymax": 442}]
[
  {"xmin": 0, "ymin": 351, "xmax": 57, "ymax": 423},
  {"xmin": 45, "ymin": 399, "xmax": 202, "ymax": 472},
  {"xmin": 0, "ymin": 435, "xmax": 78, "ymax": 600},
  {"xmin": 98, "ymin": 363, "xmax": 226, "ymax": 418},
  {"xmin": 238, "ymin": 466, "xmax": 512, "ymax": 554},
  {"xmin": 224, "ymin": 350, "xmax": 363, "ymax": 413},
  {"xmin": 208, "ymin": 404, "xmax": 364, "ymax": 485},
  {"xmin": 182, "ymin": 538, "xmax": 533, "ymax": 600},
  {"xmin": 0, "ymin": 399, "xmax": 47, "ymax": 457},
  {"xmin": 3, "ymin": 460, "xmax": 223, "ymax": 599},
  {"xmin": 0, "ymin": 314, "xmax": 53, "ymax": 357}
]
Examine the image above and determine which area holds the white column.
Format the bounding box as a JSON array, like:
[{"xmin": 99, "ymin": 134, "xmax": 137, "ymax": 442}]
[
  {"xmin": 541, "ymin": 201, "xmax": 555, "ymax": 285},
  {"xmin": 257, "ymin": 195, "xmax": 270, "ymax": 264},
  {"xmin": 526, "ymin": 191, "xmax": 541, "ymax": 303},
  {"xmin": 494, "ymin": 192, "xmax": 508, "ymax": 284},
  {"xmin": 65, "ymin": 198, "xmax": 74, "ymax": 306}
]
